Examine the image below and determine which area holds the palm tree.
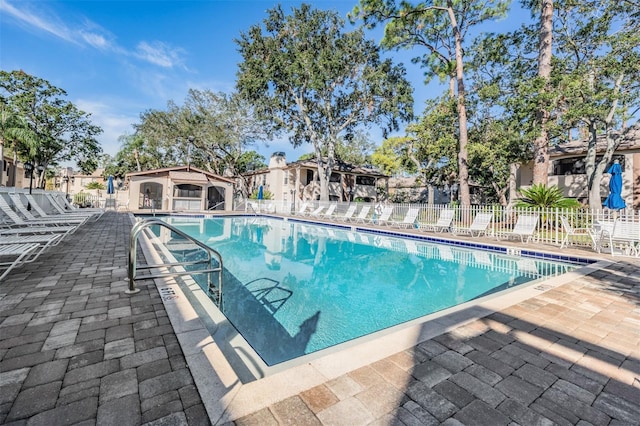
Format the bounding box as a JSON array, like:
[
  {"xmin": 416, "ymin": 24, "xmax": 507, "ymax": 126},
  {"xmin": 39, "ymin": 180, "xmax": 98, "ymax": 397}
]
[{"xmin": 515, "ymin": 184, "xmax": 581, "ymax": 209}]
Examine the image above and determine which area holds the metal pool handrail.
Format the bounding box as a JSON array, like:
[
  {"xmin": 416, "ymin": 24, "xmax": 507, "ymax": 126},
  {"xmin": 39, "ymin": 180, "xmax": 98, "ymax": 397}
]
[{"xmin": 126, "ymin": 218, "xmax": 223, "ymax": 308}]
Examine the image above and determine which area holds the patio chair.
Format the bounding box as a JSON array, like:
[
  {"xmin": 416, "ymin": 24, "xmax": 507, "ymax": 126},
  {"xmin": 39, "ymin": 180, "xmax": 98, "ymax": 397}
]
[
  {"xmin": 308, "ymin": 206, "xmax": 325, "ymax": 217},
  {"xmin": 600, "ymin": 219, "xmax": 640, "ymax": 256},
  {"xmin": 497, "ymin": 214, "xmax": 539, "ymax": 243},
  {"xmin": 452, "ymin": 212, "xmax": 493, "ymax": 237},
  {"xmin": 352, "ymin": 205, "xmax": 371, "ymax": 223},
  {"xmin": 338, "ymin": 205, "xmax": 357, "ymax": 222},
  {"xmin": 372, "ymin": 206, "xmax": 394, "ymax": 225},
  {"xmin": 294, "ymin": 202, "xmax": 309, "ymax": 216},
  {"xmin": 8, "ymin": 194, "xmax": 88, "ymax": 226},
  {"xmin": 0, "ymin": 243, "xmax": 40, "ymax": 281},
  {"xmin": 321, "ymin": 204, "xmax": 337, "ymax": 219},
  {"xmin": 420, "ymin": 209, "xmax": 454, "ymax": 233},
  {"xmin": 559, "ymin": 215, "xmax": 591, "ymax": 248},
  {"xmin": 0, "ymin": 233, "xmax": 63, "ymax": 248},
  {"xmin": 390, "ymin": 207, "xmax": 420, "ymax": 229},
  {"xmin": 45, "ymin": 193, "xmax": 103, "ymax": 218},
  {"xmin": 23, "ymin": 193, "xmax": 91, "ymax": 221},
  {"xmin": 0, "ymin": 195, "xmax": 81, "ymax": 231}
]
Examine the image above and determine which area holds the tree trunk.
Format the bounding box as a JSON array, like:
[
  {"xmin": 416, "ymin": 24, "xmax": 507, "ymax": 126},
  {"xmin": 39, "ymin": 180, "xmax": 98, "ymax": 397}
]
[
  {"xmin": 447, "ymin": 3, "xmax": 471, "ymax": 207},
  {"xmin": 532, "ymin": 0, "xmax": 553, "ymax": 185},
  {"xmin": 0, "ymin": 139, "xmax": 4, "ymax": 186}
]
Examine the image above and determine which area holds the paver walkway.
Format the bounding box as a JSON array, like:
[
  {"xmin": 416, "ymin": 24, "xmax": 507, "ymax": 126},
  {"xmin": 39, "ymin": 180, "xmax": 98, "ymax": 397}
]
[
  {"xmin": 1, "ymin": 211, "xmax": 210, "ymax": 425},
  {"xmin": 1, "ymin": 211, "xmax": 639, "ymax": 425}
]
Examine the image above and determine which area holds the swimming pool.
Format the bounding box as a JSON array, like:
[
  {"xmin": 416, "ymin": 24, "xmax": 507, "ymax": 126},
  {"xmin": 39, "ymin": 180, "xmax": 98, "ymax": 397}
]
[{"xmin": 148, "ymin": 215, "xmax": 582, "ymax": 366}]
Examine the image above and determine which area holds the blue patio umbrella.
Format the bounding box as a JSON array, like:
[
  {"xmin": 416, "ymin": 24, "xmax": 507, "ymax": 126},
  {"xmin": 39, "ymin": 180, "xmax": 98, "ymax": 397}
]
[
  {"xmin": 106, "ymin": 176, "xmax": 115, "ymax": 195},
  {"xmin": 257, "ymin": 185, "xmax": 264, "ymax": 200},
  {"xmin": 602, "ymin": 161, "xmax": 626, "ymax": 210}
]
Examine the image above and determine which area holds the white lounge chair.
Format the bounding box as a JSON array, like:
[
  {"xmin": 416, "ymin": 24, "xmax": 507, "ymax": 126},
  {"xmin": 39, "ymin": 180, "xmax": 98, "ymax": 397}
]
[
  {"xmin": 452, "ymin": 212, "xmax": 493, "ymax": 237},
  {"xmin": 0, "ymin": 243, "xmax": 40, "ymax": 281},
  {"xmin": 559, "ymin": 215, "xmax": 591, "ymax": 248},
  {"xmin": 8, "ymin": 194, "xmax": 88, "ymax": 226},
  {"xmin": 308, "ymin": 206, "xmax": 325, "ymax": 217},
  {"xmin": 352, "ymin": 206, "xmax": 371, "ymax": 223},
  {"xmin": 372, "ymin": 206, "xmax": 394, "ymax": 225},
  {"xmin": 0, "ymin": 233, "xmax": 63, "ymax": 248},
  {"xmin": 390, "ymin": 207, "xmax": 420, "ymax": 228},
  {"xmin": 45, "ymin": 193, "xmax": 104, "ymax": 218},
  {"xmin": 600, "ymin": 219, "xmax": 640, "ymax": 256},
  {"xmin": 295, "ymin": 202, "xmax": 309, "ymax": 216},
  {"xmin": 23, "ymin": 194, "xmax": 91, "ymax": 221},
  {"xmin": 322, "ymin": 204, "xmax": 337, "ymax": 219},
  {"xmin": 0, "ymin": 196, "xmax": 81, "ymax": 231},
  {"xmin": 498, "ymin": 214, "xmax": 539, "ymax": 243},
  {"xmin": 338, "ymin": 205, "xmax": 357, "ymax": 222},
  {"xmin": 421, "ymin": 209, "xmax": 455, "ymax": 232}
]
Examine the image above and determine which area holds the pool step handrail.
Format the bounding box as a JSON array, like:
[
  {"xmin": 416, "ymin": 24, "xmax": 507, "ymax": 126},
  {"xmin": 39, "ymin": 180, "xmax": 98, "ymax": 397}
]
[{"xmin": 126, "ymin": 218, "xmax": 223, "ymax": 308}]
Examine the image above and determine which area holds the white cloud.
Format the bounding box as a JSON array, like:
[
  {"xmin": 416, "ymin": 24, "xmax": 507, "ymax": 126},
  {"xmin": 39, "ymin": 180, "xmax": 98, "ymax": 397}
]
[
  {"xmin": 0, "ymin": 0, "xmax": 77, "ymax": 43},
  {"xmin": 135, "ymin": 41, "xmax": 185, "ymax": 68},
  {"xmin": 1, "ymin": 0, "xmax": 186, "ymax": 68}
]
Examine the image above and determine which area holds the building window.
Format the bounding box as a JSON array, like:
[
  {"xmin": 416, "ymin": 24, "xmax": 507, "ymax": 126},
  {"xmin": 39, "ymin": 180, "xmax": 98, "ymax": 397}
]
[
  {"xmin": 330, "ymin": 172, "xmax": 341, "ymax": 182},
  {"xmin": 173, "ymin": 184, "xmax": 202, "ymax": 198},
  {"xmin": 552, "ymin": 155, "xmax": 624, "ymax": 176},
  {"xmin": 356, "ymin": 175, "xmax": 376, "ymax": 186}
]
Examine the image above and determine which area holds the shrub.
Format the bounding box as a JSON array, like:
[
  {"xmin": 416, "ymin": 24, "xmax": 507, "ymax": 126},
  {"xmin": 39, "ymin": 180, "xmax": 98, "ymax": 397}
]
[{"xmin": 514, "ymin": 184, "xmax": 581, "ymax": 209}]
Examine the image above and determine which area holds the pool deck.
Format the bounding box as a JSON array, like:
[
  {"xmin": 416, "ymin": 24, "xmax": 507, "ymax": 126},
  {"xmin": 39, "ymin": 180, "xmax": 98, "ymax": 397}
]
[{"xmin": 0, "ymin": 211, "xmax": 638, "ymax": 425}]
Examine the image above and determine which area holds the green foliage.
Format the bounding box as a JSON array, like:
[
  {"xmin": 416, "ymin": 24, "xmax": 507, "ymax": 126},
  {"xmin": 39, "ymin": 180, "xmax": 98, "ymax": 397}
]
[
  {"xmin": 469, "ymin": 0, "xmax": 640, "ymax": 206},
  {"xmin": 85, "ymin": 181, "xmax": 105, "ymax": 190},
  {"xmin": 514, "ymin": 184, "xmax": 581, "ymax": 209},
  {"xmin": 249, "ymin": 188, "xmax": 273, "ymax": 200},
  {"xmin": 352, "ymin": 0, "xmax": 510, "ymax": 206},
  {"xmin": 235, "ymin": 3, "xmax": 413, "ymax": 200},
  {"xmin": 236, "ymin": 151, "xmax": 267, "ymax": 173},
  {"xmin": 297, "ymin": 153, "xmax": 316, "ymax": 161},
  {"xmin": 130, "ymin": 89, "xmax": 269, "ymax": 176},
  {"xmin": 0, "ymin": 70, "xmax": 103, "ymax": 172}
]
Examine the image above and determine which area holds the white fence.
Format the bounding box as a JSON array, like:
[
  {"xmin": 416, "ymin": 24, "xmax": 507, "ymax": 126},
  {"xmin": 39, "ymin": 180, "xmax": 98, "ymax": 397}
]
[{"xmin": 239, "ymin": 199, "xmax": 640, "ymax": 249}]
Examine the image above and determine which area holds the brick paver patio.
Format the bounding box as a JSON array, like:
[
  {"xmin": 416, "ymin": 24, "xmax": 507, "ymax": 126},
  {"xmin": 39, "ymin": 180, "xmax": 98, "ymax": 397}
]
[{"xmin": 1, "ymin": 211, "xmax": 638, "ymax": 425}]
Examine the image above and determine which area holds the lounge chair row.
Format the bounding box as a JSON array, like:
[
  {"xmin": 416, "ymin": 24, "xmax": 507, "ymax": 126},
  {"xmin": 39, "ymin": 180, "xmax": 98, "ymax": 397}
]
[
  {"xmin": 0, "ymin": 192, "xmax": 104, "ymax": 281},
  {"xmin": 292, "ymin": 203, "xmax": 540, "ymax": 242}
]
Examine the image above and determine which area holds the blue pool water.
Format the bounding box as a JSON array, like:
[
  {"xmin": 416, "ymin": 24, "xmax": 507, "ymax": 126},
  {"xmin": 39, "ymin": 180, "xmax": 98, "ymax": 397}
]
[{"xmin": 150, "ymin": 216, "xmax": 579, "ymax": 365}]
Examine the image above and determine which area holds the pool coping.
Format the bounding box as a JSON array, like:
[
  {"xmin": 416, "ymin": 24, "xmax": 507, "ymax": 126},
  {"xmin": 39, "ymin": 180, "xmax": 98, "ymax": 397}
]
[{"xmin": 131, "ymin": 213, "xmax": 609, "ymax": 423}]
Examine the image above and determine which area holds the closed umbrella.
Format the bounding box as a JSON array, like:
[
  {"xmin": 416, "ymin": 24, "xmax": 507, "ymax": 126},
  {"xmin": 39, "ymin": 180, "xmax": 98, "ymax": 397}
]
[
  {"xmin": 106, "ymin": 176, "xmax": 115, "ymax": 209},
  {"xmin": 602, "ymin": 161, "xmax": 626, "ymax": 210},
  {"xmin": 257, "ymin": 185, "xmax": 263, "ymax": 200},
  {"xmin": 107, "ymin": 176, "xmax": 115, "ymax": 195}
]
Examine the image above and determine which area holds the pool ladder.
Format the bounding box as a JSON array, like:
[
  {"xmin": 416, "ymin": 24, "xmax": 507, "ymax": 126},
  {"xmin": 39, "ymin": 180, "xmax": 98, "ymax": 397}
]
[{"xmin": 125, "ymin": 218, "xmax": 224, "ymax": 308}]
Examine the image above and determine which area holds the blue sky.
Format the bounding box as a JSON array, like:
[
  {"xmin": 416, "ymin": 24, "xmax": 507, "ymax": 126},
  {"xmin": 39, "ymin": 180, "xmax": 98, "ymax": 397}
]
[{"xmin": 1, "ymin": 0, "xmax": 527, "ymax": 165}]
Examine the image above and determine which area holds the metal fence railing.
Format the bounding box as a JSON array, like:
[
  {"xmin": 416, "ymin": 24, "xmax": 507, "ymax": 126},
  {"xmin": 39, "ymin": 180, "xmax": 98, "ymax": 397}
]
[{"xmin": 237, "ymin": 199, "xmax": 639, "ymax": 249}]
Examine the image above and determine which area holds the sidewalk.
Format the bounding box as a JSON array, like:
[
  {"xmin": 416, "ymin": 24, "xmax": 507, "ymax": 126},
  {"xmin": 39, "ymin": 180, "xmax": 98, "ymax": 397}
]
[
  {"xmin": 1, "ymin": 212, "xmax": 639, "ymax": 425},
  {"xmin": 1, "ymin": 211, "xmax": 210, "ymax": 425}
]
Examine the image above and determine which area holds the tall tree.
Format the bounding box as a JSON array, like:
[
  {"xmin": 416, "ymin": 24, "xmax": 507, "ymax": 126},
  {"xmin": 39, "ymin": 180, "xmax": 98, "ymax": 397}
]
[
  {"xmin": 352, "ymin": 0, "xmax": 509, "ymax": 206},
  {"xmin": 530, "ymin": 0, "xmax": 554, "ymax": 185},
  {"xmin": 0, "ymin": 70, "xmax": 103, "ymax": 182},
  {"xmin": 552, "ymin": 0, "xmax": 640, "ymax": 207},
  {"xmin": 236, "ymin": 4, "xmax": 413, "ymax": 201},
  {"xmin": 134, "ymin": 89, "xmax": 268, "ymax": 177},
  {"xmin": 470, "ymin": 0, "xmax": 639, "ymax": 207}
]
